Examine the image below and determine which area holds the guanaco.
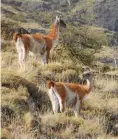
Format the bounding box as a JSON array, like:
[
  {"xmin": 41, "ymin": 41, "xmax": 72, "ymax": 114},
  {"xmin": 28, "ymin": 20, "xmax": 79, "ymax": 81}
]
[
  {"xmin": 13, "ymin": 15, "xmax": 66, "ymax": 68},
  {"xmin": 46, "ymin": 69, "xmax": 93, "ymax": 117}
]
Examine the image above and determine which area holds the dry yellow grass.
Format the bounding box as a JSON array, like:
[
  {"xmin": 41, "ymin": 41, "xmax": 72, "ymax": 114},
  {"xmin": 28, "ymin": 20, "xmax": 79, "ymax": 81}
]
[
  {"xmin": 95, "ymin": 76, "xmax": 118, "ymax": 92},
  {"xmin": 2, "ymin": 48, "xmax": 118, "ymax": 138},
  {"xmin": 1, "ymin": 117, "xmax": 36, "ymax": 139},
  {"xmin": 94, "ymin": 45, "xmax": 117, "ymax": 59}
]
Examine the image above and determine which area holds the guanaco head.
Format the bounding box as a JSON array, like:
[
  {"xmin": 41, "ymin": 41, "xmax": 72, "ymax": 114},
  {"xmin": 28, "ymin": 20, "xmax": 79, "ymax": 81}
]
[
  {"xmin": 55, "ymin": 15, "xmax": 66, "ymax": 28},
  {"xmin": 14, "ymin": 28, "xmax": 30, "ymax": 36}
]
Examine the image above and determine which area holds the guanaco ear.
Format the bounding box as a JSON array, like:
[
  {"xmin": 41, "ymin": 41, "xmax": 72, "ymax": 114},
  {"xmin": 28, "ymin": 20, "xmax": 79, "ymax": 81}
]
[{"xmin": 56, "ymin": 15, "xmax": 59, "ymax": 20}]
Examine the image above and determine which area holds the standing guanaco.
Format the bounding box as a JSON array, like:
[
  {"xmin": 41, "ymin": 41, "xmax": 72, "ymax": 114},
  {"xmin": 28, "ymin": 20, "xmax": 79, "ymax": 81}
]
[
  {"xmin": 13, "ymin": 15, "xmax": 66, "ymax": 68},
  {"xmin": 46, "ymin": 68, "xmax": 93, "ymax": 117}
]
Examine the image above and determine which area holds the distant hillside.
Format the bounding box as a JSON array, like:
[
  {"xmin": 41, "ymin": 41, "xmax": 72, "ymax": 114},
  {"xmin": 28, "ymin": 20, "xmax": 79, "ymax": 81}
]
[
  {"xmin": 2, "ymin": 0, "xmax": 118, "ymax": 31},
  {"xmin": 95, "ymin": 0, "xmax": 118, "ymax": 31}
]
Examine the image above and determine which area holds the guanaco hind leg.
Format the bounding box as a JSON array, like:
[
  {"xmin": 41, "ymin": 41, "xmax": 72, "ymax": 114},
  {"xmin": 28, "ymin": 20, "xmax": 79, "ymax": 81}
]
[
  {"xmin": 41, "ymin": 51, "xmax": 47, "ymax": 64},
  {"xmin": 73, "ymin": 96, "xmax": 80, "ymax": 117},
  {"xmin": 49, "ymin": 87, "xmax": 59, "ymax": 113},
  {"xmin": 16, "ymin": 38, "xmax": 26, "ymax": 69}
]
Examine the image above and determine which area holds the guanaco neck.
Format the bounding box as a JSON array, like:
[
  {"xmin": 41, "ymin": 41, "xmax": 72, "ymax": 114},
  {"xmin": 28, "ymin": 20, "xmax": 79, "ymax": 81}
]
[
  {"xmin": 47, "ymin": 22, "xmax": 60, "ymax": 41},
  {"xmin": 83, "ymin": 76, "xmax": 93, "ymax": 93}
]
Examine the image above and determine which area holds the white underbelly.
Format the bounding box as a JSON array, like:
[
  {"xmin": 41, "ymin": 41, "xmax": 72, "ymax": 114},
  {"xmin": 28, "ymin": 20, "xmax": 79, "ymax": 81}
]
[
  {"xmin": 28, "ymin": 36, "xmax": 46, "ymax": 55},
  {"xmin": 64, "ymin": 84, "xmax": 77, "ymax": 108},
  {"xmin": 48, "ymin": 87, "xmax": 59, "ymax": 113}
]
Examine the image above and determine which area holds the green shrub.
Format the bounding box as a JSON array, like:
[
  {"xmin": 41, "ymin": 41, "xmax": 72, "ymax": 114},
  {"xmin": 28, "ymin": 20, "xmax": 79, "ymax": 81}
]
[{"xmin": 60, "ymin": 24, "xmax": 108, "ymax": 66}]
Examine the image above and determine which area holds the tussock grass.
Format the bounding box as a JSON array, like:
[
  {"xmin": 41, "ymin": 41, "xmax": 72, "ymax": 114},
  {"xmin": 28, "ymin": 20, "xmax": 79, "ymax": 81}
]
[
  {"xmin": 1, "ymin": 117, "xmax": 36, "ymax": 139},
  {"xmin": 94, "ymin": 45, "xmax": 117, "ymax": 59},
  {"xmin": 39, "ymin": 113, "xmax": 84, "ymax": 138},
  {"xmin": 55, "ymin": 69, "xmax": 79, "ymax": 82},
  {"xmin": 23, "ymin": 112, "xmax": 39, "ymax": 129},
  {"xmin": 78, "ymin": 117, "xmax": 105, "ymax": 139},
  {"xmin": 2, "ymin": 86, "xmax": 28, "ymax": 104},
  {"xmin": 2, "ymin": 45, "xmax": 118, "ymax": 138},
  {"xmin": 41, "ymin": 113, "xmax": 84, "ymax": 127},
  {"xmin": 84, "ymin": 91, "xmax": 118, "ymax": 114},
  {"xmin": 107, "ymin": 69, "xmax": 118, "ymax": 75},
  {"xmin": 42, "ymin": 62, "xmax": 63, "ymax": 72},
  {"xmin": 95, "ymin": 77, "xmax": 118, "ymax": 93}
]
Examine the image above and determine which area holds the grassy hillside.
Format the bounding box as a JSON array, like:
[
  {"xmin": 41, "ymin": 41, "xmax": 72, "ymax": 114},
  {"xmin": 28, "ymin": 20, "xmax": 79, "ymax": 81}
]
[{"xmin": 1, "ymin": 0, "xmax": 118, "ymax": 139}]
